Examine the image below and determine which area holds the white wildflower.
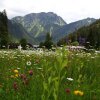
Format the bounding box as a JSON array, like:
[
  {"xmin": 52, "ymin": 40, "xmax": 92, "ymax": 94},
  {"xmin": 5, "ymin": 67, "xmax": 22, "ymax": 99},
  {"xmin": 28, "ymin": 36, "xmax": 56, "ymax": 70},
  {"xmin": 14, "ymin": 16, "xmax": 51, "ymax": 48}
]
[
  {"xmin": 67, "ymin": 78, "xmax": 74, "ymax": 81},
  {"xmin": 37, "ymin": 67, "xmax": 43, "ymax": 70},
  {"xmin": 17, "ymin": 68, "xmax": 21, "ymax": 70},
  {"xmin": 26, "ymin": 61, "xmax": 32, "ymax": 66},
  {"xmin": 91, "ymin": 57, "xmax": 95, "ymax": 59}
]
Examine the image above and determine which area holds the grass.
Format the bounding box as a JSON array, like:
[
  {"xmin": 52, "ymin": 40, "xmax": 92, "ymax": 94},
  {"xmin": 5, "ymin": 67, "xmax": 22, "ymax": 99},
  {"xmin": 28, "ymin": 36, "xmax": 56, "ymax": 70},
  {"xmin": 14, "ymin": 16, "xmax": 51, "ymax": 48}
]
[{"xmin": 0, "ymin": 48, "xmax": 100, "ymax": 100}]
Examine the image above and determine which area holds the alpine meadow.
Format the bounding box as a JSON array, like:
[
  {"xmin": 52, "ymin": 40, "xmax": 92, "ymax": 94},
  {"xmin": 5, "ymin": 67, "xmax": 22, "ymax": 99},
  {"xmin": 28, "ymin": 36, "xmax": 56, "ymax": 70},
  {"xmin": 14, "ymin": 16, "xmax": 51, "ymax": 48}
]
[{"xmin": 0, "ymin": 0, "xmax": 100, "ymax": 100}]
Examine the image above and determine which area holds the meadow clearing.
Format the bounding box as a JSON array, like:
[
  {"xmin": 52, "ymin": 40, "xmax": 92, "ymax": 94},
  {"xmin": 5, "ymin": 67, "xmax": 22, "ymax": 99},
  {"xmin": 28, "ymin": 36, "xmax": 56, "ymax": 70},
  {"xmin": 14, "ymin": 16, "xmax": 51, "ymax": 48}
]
[{"xmin": 0, "ymin": 48, "xmax": 100, "ymax": 100}]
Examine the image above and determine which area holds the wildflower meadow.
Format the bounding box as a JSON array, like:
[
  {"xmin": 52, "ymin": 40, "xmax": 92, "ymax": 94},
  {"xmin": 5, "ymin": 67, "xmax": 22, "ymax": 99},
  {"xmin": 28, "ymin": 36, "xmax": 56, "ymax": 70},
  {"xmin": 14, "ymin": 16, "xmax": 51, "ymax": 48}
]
[{"xmin": 0, "ymin": 47, "xmax": 100, "ymax": 100}]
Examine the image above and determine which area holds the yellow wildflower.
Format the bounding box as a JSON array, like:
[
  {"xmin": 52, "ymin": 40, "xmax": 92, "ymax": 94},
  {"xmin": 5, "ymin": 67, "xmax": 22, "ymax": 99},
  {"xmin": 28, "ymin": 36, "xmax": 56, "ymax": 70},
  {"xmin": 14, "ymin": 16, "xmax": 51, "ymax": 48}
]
[
  {"xmin": 79, "ymin": 91, "xmax": 84, "ymax": 96},
  {"xmin": 13, "ymin": 69, "xmax": 18, "ymax": 73},
  {"xmin": 15, "ymin": 74, "xmax": 19, "ymax": 77},
  {"xmin": 74, "ymin": 90, "xmax": 84, "ymax": 96},
  {"xmin": 74, "ymin": 90, "xmax": 79, "ymax": 95}
]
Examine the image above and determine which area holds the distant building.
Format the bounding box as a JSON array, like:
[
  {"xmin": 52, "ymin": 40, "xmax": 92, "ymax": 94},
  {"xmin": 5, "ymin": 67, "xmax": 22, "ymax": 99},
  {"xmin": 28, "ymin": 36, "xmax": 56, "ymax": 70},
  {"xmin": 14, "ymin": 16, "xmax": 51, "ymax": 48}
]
[
  {"xmin": 33, "ymin": 45, "xmax": 39, "ymax": 49},
  {"xmin": 67, "ymin": 46, "xmax": 86, "ymax": 51}
]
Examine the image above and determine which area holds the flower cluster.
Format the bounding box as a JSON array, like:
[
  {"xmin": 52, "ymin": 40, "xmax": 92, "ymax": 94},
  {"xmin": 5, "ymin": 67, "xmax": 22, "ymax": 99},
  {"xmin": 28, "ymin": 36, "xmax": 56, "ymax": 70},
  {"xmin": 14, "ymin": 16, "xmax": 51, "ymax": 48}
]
[
  {"xmin": 65, "ymin": 88, "xmax": 84, "ymax": 96},
  {"xmin": 11, "ymin": 69, "xmax": 19, "ymax": 78},
  {"xmin": 65, "ymin": 77, "xmax": 84, "ymax": 96},
  {"xmin": 14, "ymin": 69, "xmax": 19, "ymax": 77}
]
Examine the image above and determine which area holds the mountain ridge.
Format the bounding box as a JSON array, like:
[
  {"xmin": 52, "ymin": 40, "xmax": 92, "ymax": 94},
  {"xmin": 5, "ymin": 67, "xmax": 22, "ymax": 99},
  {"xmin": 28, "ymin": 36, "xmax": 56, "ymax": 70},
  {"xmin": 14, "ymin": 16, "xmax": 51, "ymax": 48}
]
[
  {"xmin": 8, "ymin": 12, "xmax": 97, "ymax": 44},
  {"xmin": 58, "ymin": 19, "xmax": 100, "ymax": 48}
]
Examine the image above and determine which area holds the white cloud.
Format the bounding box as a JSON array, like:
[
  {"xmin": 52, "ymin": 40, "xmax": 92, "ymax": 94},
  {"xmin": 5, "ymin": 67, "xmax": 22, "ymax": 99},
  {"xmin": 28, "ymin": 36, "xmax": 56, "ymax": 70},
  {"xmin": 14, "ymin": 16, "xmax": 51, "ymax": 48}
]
[{"xmin": 0, "ymin": 0, "xmax": 100, "ymax": 23}]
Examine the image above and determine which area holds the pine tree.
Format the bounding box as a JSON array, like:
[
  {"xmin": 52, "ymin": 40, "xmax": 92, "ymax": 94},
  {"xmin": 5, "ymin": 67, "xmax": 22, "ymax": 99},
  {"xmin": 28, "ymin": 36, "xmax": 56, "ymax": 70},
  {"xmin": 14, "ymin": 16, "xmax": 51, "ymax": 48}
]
[{"xmin": 0, "ymin": 9, "xmax": 9, "ymax": 48}]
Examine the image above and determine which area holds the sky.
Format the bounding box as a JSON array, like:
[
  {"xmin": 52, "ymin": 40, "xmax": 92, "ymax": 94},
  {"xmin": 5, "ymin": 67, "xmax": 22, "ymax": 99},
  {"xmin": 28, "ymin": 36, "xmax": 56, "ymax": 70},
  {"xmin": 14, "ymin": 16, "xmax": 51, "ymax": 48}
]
[{"xmin": 0, "ymin": 0, "xmax": 100, "ymax": 23}]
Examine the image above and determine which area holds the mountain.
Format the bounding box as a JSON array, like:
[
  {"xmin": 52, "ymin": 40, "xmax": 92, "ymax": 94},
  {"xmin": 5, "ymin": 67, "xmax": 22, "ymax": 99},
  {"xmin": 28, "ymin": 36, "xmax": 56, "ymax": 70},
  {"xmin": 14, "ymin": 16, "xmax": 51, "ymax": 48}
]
[
  {"xmin": 53, "ymin": 18, "xmax": 96, "ymax": 42},
  {"xmin": 12, "ymin": 12, "xmax": 66, "ymax": 37},
  {"xmin": 8, "ymin": 20, "xmax": 39, "ymax": 43},
  {"xmin": 9, "ymin": 12, "xmax": 97, "ymax": 44}
]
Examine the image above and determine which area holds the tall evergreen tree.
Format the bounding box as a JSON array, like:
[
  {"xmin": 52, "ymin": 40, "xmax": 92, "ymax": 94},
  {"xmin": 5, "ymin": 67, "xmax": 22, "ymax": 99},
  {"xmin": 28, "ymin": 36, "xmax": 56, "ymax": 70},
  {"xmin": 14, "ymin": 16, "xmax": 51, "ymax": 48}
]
[{"xmin": 0, "ymin": 9, "xmax": 9, "ymax": 48}]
